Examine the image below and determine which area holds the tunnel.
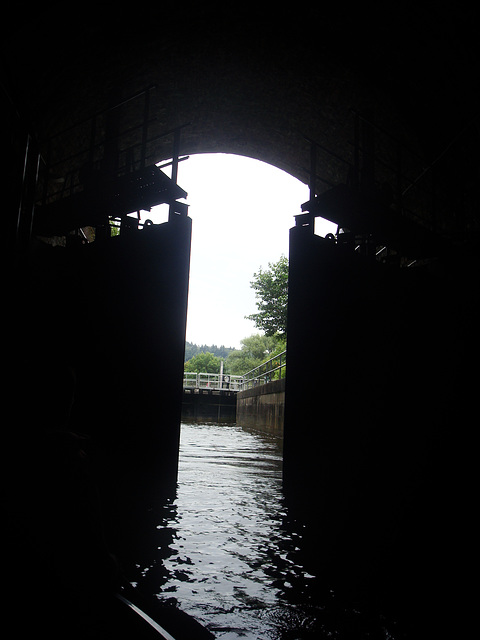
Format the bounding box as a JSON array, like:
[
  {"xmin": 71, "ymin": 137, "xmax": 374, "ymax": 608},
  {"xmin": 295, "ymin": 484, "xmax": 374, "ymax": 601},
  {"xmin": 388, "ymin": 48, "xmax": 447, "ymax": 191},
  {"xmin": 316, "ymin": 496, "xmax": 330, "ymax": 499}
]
[{"xmin": 3, "ymin": 4, "xmax": 479, "ymax": 638}]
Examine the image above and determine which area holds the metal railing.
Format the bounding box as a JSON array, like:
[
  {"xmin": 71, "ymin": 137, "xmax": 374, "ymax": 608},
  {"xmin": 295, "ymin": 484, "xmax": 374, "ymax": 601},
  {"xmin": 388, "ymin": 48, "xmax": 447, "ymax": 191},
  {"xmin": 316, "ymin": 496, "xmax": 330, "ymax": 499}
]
[
  {"xmin": 239, "ymin": 350, "xmax": 286, "ymax": 391},
  {"xmin": 183, "ymin": 350, "xmax": 287, "ymax": 393},
  {"xmin": 183, "ymin": 372, "xmax": 244, "ymax": 391}
]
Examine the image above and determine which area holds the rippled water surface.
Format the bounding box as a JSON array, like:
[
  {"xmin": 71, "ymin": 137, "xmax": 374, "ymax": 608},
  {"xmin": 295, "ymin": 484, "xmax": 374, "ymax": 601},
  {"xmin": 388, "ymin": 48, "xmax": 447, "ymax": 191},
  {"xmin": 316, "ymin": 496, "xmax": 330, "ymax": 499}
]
[{"xmin": 130, "ymin": 422, "xmax": 399, "ymax": 639}]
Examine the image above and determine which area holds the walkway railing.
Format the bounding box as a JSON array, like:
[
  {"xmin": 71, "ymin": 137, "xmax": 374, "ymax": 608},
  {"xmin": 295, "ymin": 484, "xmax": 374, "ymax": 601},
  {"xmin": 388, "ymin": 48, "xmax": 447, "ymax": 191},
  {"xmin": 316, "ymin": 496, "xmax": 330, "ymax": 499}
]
[
  {"xmin": 183, "ymin": 350, "xmax": 287, "ymax": 393},
  {"xmin": 239, "ymin": 350, "xmax": 286, "ymax": 391},
  {"xmin": 183, "ymin": 372, "xmax": 244, "ymax": 391}
]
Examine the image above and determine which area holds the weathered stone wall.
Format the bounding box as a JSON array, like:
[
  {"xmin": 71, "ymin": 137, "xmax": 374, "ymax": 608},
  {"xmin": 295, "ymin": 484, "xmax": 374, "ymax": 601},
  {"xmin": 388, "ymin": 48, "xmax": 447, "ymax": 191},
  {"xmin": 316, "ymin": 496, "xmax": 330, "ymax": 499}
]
[{"xmin": 236, "ymin": 378, "xmax": 285, "ymax": 434}]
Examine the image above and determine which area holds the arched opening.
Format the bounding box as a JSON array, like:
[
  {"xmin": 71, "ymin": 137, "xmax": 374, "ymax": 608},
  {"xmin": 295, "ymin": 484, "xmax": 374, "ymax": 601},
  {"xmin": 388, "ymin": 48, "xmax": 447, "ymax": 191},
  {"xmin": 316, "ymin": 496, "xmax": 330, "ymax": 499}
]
[
  {"xmin": 5, "ymin": 6, "xmax": 479, "ymax": 636},
  {"xmin": 149, "ymin": 152, "xmax": 336, "ymax": 348},
  {"xmin": 8, "ymin": 105, "xmax": 476, "ymax": 639}
]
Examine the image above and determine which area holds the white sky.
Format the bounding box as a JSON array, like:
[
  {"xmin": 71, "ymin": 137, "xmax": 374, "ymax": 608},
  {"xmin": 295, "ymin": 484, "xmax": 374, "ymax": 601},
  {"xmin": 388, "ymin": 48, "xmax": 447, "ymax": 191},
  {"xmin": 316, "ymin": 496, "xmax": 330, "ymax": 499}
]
[{"xmin": 149, "ymin": 153, "xmax": 336, "ymax": 350}]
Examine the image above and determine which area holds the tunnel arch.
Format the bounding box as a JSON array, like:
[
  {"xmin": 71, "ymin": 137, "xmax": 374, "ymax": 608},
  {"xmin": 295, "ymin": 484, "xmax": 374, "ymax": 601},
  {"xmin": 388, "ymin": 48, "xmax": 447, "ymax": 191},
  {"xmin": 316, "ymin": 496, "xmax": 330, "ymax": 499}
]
[
  {"xmin": 32, "ymin": 50, "xmax": 427, "ymax": 244},
  {"xmin": 5, "ymin": 3, "xmax": 478, "ymax": 249},
  {"xmin": 6, "ymin": 5, "xmax": 438, "ymax": 212}
]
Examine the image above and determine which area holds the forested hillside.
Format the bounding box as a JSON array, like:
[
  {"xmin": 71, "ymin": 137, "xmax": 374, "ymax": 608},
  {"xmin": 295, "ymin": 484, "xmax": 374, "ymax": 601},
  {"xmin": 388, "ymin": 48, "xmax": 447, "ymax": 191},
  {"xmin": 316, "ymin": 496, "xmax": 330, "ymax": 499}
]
[{"xmin": 184, "ymin": 341, "xmax": 235, "ymax": 362}]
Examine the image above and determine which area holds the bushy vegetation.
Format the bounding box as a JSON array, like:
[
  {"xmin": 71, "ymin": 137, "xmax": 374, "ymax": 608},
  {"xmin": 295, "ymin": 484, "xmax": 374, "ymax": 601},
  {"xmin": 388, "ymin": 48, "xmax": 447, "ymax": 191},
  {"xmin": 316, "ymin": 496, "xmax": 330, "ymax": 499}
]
[
  {"xmin": 246, "ymin": 254, "xmax": 288, "ymax": 337},
  {"xmin": 225, "ymin": 333, "xmax": 285, "ymax": 375},
  {"xmin": 183, "ymin": 351, "xmax": 223, "ymax": 374}
]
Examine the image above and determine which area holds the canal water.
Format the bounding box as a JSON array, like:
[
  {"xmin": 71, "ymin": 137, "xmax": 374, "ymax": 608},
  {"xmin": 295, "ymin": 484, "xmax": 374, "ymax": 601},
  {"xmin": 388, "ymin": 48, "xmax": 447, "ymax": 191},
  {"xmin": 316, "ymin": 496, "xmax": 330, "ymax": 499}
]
[{"xmin": 128, "ymin": 422, "xmax": 401, "ymax": 639}]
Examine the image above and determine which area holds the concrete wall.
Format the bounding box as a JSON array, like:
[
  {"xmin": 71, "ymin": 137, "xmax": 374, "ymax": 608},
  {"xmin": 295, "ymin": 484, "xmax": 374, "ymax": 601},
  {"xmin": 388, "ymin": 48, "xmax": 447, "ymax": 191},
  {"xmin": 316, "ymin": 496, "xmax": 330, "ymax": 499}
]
[{"xmin": 236, "ymin": 378, "xmax": 285, "ymax": 435}]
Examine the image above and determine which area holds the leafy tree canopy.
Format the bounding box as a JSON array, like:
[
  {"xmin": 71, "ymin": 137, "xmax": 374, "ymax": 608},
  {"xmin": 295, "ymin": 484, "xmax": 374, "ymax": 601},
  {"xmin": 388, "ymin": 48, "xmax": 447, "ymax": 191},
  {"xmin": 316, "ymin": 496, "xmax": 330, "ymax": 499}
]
[
  {"xmin": 246, "ymin": 255, "xmax": 288, "ymax": 337},
  {"xmin": 226, "ymin": 333, "xmax": 286, "ymax": 375},
  {"xmin": 184, "ymin": 341, "xmax": 234, "ymax": 362},
  {"xmin": 184, "ymin": 351, "xmax": 222, "ymax": 374}
]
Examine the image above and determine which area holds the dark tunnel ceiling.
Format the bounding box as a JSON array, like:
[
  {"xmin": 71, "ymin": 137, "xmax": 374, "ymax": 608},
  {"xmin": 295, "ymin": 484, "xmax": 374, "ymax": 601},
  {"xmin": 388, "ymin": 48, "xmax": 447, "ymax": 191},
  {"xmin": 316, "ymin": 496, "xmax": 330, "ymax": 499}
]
[{"xmin": 4, "ymin": 3, "xmax": 480, "ymax": 186}]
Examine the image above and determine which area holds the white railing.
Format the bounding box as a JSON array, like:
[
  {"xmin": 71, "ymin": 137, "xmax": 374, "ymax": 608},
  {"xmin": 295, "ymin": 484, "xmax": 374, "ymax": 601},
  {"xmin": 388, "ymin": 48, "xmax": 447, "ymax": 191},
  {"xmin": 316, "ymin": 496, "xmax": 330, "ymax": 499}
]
[
  {"xmin": 183, "ymin": 372, "xmax": 244, "ymax": 391},
  {"xmin": 183, "ymin": 350, "xmax": 287, "ymax": 392},
  {"xmin": 239, "ymin": 350, "xmax": 286, "ymax": 391}
]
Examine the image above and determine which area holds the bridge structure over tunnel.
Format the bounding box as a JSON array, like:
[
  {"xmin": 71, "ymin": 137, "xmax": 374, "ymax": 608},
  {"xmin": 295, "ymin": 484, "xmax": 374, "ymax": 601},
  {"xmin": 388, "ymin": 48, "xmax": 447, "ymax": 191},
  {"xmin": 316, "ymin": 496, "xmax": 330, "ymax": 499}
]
[{"xmin": 6, "ymin": 5, "xmax": 480, "ymax": 251}]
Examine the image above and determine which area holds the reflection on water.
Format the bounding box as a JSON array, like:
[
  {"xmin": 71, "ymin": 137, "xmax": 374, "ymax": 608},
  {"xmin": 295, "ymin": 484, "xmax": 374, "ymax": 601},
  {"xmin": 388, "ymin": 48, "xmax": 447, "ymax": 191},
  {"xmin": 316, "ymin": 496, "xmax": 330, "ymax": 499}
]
[{"xmin": 129, "ymin": 422, "xmax": 399, "ymax": 639}]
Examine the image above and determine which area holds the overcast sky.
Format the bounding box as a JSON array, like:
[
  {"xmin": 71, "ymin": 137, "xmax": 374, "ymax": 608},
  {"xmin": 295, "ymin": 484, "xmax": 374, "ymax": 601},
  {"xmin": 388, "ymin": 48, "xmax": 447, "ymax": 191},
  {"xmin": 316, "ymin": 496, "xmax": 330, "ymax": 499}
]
[{"xmin": 150, "ymin": 154, "xmax": 335, "ymax": 350}]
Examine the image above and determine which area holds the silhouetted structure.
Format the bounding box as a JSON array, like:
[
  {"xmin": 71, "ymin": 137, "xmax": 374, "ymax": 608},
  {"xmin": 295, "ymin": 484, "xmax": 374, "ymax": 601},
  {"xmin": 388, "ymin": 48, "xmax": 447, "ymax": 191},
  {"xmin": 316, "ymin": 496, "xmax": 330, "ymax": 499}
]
[{"xmin": 3, "ymin": 6, "xmax": 479, "ymax": 638}]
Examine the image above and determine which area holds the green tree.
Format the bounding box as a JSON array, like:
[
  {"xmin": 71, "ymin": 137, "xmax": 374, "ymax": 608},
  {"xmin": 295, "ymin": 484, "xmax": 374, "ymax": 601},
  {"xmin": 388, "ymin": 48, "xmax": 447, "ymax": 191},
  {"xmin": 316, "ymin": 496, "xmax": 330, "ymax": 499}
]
[
  {"xmin": 246, "ymin": 255, "xmax": 288, "ymax": 337},
  {"xmin": 226, "ymin": 334, "xmax": 284, "ymax": 375},
  {"xmin": 184, "ymin": 351, "xmax": 222, "ymax": 373},
  {"xmin": 184, "ymin": 341, "xmax": 234, "ymax": 362}
]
